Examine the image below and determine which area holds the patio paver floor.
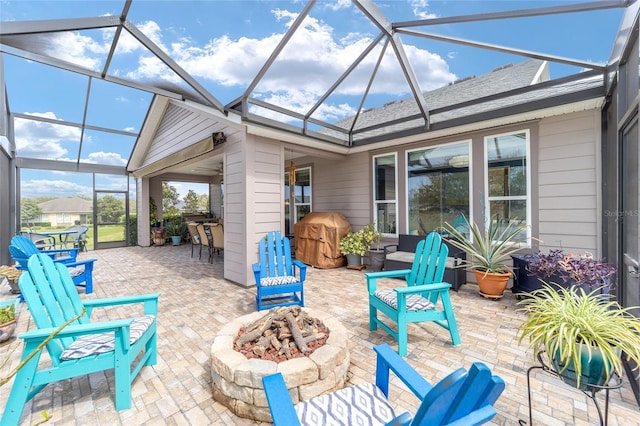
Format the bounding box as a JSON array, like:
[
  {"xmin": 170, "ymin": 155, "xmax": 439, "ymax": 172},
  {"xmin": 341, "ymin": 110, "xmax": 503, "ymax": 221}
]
[{"xmin": 1, "ymin": 244, "xmax": 639, "ymax": 425}]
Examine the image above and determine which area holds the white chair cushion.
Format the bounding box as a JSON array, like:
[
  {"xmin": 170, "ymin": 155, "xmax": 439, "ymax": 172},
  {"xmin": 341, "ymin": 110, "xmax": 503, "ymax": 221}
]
[
  {"xmin": 386, "ymin": 251, "xmax": 461, "ymax": 269},
  {"xmin": 60, "ymin": 315, "xmax": 155, "ymax": 360},
  {"xmin": 260, "ymin": 275, "xmax": 299, "ymax": 287},
  {"xmin": 385, "ymin": 251, "xmax": 415, "ymax": 263},
  {"xmin": 374, "ymin": 288, "xmax": 435, "ymax": 311},
  {"xmin": 295, "ymin": 382, "xmax": 397, "ymax": 426}
]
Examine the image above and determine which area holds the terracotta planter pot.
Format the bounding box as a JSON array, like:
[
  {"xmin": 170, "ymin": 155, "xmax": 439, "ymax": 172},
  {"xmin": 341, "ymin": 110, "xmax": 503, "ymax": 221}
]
[{"xmin": 473, "ymin": 270, "xmax": 511, "ymax": 299}]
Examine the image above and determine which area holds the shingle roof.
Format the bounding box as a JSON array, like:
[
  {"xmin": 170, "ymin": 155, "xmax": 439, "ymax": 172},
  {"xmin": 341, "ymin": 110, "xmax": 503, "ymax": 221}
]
[
  {"xmin": 327, "ymin": 59, "xmax": 605, "ymax": 144},
  {"xmin": 38, "ymin": 197, "xmax": 93, "ymax": 214}
]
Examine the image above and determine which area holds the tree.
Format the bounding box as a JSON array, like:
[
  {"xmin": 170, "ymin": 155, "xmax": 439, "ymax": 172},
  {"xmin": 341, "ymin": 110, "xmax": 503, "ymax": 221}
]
[
  {"xmin": 97, "ymin": 195, "xmax": 124, "ymax": 224},
  {"xmin": 183, "ymin": 190, "xmax": 200, "ymax": 213},
  {"xmin": 21, "ymin": 198, "xmax": 42, "ymax": 224},
  {"xmin": 162, "ymin": 182, "xmax": 180, "ymax": 216},
  {"xmin": 197, "ymin": 193, "xmax": 209, "ymax": 212}
]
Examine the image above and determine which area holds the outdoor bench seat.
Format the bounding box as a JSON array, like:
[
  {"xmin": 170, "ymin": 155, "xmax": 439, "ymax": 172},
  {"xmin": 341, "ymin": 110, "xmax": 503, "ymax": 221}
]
[{"xmin": 383, "ymin": 233, "xmax": 466, "ymax": 291}]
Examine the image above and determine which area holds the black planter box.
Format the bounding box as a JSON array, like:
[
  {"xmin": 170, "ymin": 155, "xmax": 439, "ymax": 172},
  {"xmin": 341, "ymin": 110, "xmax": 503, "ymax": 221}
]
[
  {"xmin": 511, "ymin": 255, "xmax": 610, "ymax": 298},
  {"xmin": 511, "ymin": 255, "xmax": 571, "ymax": 297}
]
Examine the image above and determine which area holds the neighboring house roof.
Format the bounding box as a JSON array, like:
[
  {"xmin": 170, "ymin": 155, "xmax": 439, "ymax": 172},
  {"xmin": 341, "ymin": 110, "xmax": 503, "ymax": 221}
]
[{"xmin": 39, "ymin": 197, "xmax": 93, "ymax": 214}]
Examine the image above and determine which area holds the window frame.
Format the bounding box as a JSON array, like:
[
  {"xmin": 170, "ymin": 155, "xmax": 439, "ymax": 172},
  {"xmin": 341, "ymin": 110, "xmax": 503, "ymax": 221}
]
[
  {"xmin": 372, "ymin": 152, "xmax": 398, "ymax": 237},
  {"xmin": 405, "ymin": 140, "xmax": 472, "ymax": 235},
  {"xmin": 483, "ymin": 128, "xmax": 532, "ymax": 242}
]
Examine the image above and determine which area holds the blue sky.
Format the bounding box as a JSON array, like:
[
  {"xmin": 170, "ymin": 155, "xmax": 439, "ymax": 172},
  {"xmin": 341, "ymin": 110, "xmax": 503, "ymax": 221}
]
[{"xmin": 1, "ymin": 0, "xmax": 626, "ymax": 199}]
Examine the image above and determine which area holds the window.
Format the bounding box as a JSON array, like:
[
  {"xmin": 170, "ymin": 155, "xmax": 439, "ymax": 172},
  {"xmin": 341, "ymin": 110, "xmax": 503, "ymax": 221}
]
[
  {"xmin": 56, "ymin": 213, "xmax": 72, "ymax": 224},
  {"xmin": 485, "ymin": 130, "xmax": 530, "ymax": 238},
  {"xmin": 407, "ymin": 141, "xmax": 471, "ymax": 235},
  {"xmin": 284, "ymin": 166, "xmax": 312, "ymax": 235},
  {"xmin": 373, "ymin": 153, "xmax": 397, "ymax": 235}
]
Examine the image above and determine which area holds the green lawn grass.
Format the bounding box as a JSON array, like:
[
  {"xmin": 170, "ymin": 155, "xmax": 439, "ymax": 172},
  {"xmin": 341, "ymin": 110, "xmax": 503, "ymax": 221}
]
[{"xmin": 31, "ymin": 225, "xmax": 126, "ymax": 250}]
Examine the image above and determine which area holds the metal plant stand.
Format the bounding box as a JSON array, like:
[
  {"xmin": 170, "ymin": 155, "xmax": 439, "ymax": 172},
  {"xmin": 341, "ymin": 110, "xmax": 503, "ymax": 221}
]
[{"xmin": 521, "ymin": 351, "xmax": 622, "ymax": 426}]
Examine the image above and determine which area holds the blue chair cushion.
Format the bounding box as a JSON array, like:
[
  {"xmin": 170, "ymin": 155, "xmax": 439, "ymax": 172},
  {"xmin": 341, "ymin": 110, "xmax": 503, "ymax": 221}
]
[
  {"xmin": 260, "ymin": 275, "xmax": 299, "ymax": 287},
  {"xmin": 60, "ymin": 315, "xmax": 155, "ymax": 360},
  {"xmin": 295, "ymin": 382, "xmax": 398, "ymax": 426},
  {"xmin": 374, "ymin": 288, "xmax": 435, "ymax": 311}
]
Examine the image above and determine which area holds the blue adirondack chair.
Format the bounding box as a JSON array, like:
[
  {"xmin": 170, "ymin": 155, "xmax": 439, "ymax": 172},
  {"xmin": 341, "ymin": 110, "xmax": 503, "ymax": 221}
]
[
  {"xmin": 9, "ymin": 239, "xmax": 97, "ymax": 294},
  {"xmin": 367, "ymin": 232, "xmax": 461, "ymax": 356},
  {"xmin": 10, "ymin": 234, "xmax": 79, "ymax": 263},
  {"xmin": 263, "ymin": 343, "xmax": 505, "ymax": 425},
  {"xmin": 1, "ymin": 253, "xmax": 160, "ymax": 426},
  {"xmin": 253, "ymin": 231, "xmax": 305, "ymax": 311}
]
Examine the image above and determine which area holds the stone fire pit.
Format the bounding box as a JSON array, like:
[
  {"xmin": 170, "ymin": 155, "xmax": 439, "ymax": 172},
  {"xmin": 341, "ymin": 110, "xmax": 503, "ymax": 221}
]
[{"xmin": 210, "ymin": 307, "xmax": 350, "ymax": 422}]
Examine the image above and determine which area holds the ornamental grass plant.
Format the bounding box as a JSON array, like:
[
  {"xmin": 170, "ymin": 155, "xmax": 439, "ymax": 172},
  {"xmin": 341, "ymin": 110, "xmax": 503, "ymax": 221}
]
[{"xmin": 517, "ymin": 284, "xmax": 640, "ymax": 388}]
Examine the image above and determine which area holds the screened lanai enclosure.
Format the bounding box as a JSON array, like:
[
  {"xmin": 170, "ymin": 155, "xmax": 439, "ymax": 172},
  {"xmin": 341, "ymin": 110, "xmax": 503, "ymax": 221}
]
[{"xmin": 1, "ymin": 0, "xmax": 640, "ymax": 404}]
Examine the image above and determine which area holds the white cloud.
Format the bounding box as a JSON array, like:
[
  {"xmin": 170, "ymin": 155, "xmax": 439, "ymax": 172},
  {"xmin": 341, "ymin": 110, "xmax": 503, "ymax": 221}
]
[
  {"xmin": 14, "ymin": 115, "xmax": 128, "ymax": 165},
  {"xmin": 14, "ymin": 114, "xmax": 80, "ymax": 159},
  {"xmin": 158, "ymin": 9, "xmax": 454, "ymax": 121},
  {"xmin": 410, "ymin": 0, "xmax": 437, "ymax": 20},
  {"xmin": 84, "ymin": 151, "xmax": 127, "ymax": 166},
  {"xmin": 21, "ymin": 179, "xmax": 92, "ymax": 198},
  {"xmin": 44, "ymin": 32, "xmax": 109, "ymax": 71},
  {"xmin": 40, "ymin": 6, "xmax": 454, "ymax": 124}
]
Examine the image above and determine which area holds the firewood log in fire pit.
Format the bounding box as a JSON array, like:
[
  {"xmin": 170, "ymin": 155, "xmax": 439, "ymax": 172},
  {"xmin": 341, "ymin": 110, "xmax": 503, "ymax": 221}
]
[{"xmin": 234, "ymin": 306, "xmax": 330, "ymax": 361}]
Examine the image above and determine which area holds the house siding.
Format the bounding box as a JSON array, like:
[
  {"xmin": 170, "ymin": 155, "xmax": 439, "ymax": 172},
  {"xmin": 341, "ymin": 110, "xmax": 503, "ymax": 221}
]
[
  {"xmin": 224, "ymin": 132, "xmax": 248, "ymax": 285},
  {"xmin": 537, "ymin": 110, "xmax": 601, "ymax": 255},
  {"xmin": 144, "ymin": 104, "xmax": 219, "ymax": 166},
  {"xmin": 308, "ymin": 152, "xmax": 371, "ymax": 231}
]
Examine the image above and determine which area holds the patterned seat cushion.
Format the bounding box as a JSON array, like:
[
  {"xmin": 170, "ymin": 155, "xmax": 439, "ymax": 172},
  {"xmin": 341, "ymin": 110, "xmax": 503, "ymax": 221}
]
[
  {"xmin": 295, "ymin": 382, "xmax": 398, "ymax": 426},
  {"xmin": 374, "ymin": 288, "xmax": 435, "ymax": 311},
  {"xmin": 260, "ymin": 275, "xmax": 299, "ymax": 287},
  {"xmin": 60, "ymin": 315, "xmax": 155, "ymax": 361},
  {"xmin": 67, "ymin": 266, "xmax": 84, "ymax": 278}
]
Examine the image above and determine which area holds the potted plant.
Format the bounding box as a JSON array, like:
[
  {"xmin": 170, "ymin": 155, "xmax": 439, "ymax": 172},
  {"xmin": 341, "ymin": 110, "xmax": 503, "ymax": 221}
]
[
  {"xmin": 443, "ymin": 216, "xmax": 532, "ymax": 299},
  {"xmin": 0, "ymin": 298, "xmax": 18, "ymax": 343},
  {"xmin": 165, "ymin": 222, "xmax": 187, "ymax": 246},
  {"xmin": 514, "ymin": 250, "xmax": 616, "ymax": 296},
  {"xmin": 361, "ymin": 223, "xmax": 385, "ymax": 272},
  {"xmin": 339, "ymin": 230, "xmax": 368, "ymax": 268},
  {"xmin": 518, "ymin": 284, "xmax": 640, "ymax": 391},
  {"xmin": 0, "ymin": 265, "xmax": 23, "ymax": 294}
]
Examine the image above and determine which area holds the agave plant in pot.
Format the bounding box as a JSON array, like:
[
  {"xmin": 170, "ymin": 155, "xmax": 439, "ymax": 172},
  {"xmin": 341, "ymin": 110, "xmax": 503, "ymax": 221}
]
[
  {"xmin": 443, "ymin": 216, "xmax": 532, "ymax": 299},
  {"xmin": 518, "ymin": 284, "xmax": 640, "ymax": 391}
]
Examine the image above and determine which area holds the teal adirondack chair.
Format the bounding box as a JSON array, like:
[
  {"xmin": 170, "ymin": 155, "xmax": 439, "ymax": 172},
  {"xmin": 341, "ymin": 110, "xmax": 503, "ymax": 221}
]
[
  {"xmin": 367, "ymin": 232, "xmax": 461, "ymax": 356},
  {"xmin": 253, "ymin": 231, "xmax": 305, "ymax": 311},
  {"xmin": 1, "ymin": 253, "xmax": 160, "ymax": 426},
  {"xmin": 9, "ymin": 238, "xmax": 97, "ymax": 294},
  {"xmin": 262, "ymin": 343, "xmax": 505, "ymax": 425}
]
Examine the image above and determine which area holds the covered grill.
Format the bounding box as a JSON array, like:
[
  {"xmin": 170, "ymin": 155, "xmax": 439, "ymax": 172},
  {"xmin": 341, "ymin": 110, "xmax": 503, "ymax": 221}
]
[{"xmin": 294, "ymin": 212, "xmax": 351, "ymax": 269}]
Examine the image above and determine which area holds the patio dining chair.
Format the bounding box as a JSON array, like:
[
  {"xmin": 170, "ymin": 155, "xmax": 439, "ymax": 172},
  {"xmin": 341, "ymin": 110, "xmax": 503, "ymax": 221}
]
[
  {"xmin": 253, "ymin": 231, "xmax": 305, "ymax": 311},
  {"xmin": 196, "ymin": 223, "xmax": 213, "ymax": 263},
  {"xmin": 366, "ymin": 232, "xmax": 461, "ymax": 356},
  {"xmin": 19, "ymin": 230, "xmax": 56, "ymax": 250},
  {"xmin": 263, "ymin": 343, "xmax": 505, "ymax": 425},
  {"xmin": 207, "ymin": 222, "xmax": 224, "ymax": 256},
  {"xmin": 186, "ymin": 222, "xmax": 199, "ymax": 258},
  {"xmin": 61, "ymin": 225, "xmax": 89, "ymax": 251},
  {"xmin": 1, "ymin": 253, "xmax": 159, "ymax": 426}
]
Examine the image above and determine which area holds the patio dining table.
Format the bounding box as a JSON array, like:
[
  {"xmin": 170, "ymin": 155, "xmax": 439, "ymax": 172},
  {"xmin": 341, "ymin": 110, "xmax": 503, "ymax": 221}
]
[{"xmin": 37, "ymin": 230, "xmax": 78, "ymax": 249}]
